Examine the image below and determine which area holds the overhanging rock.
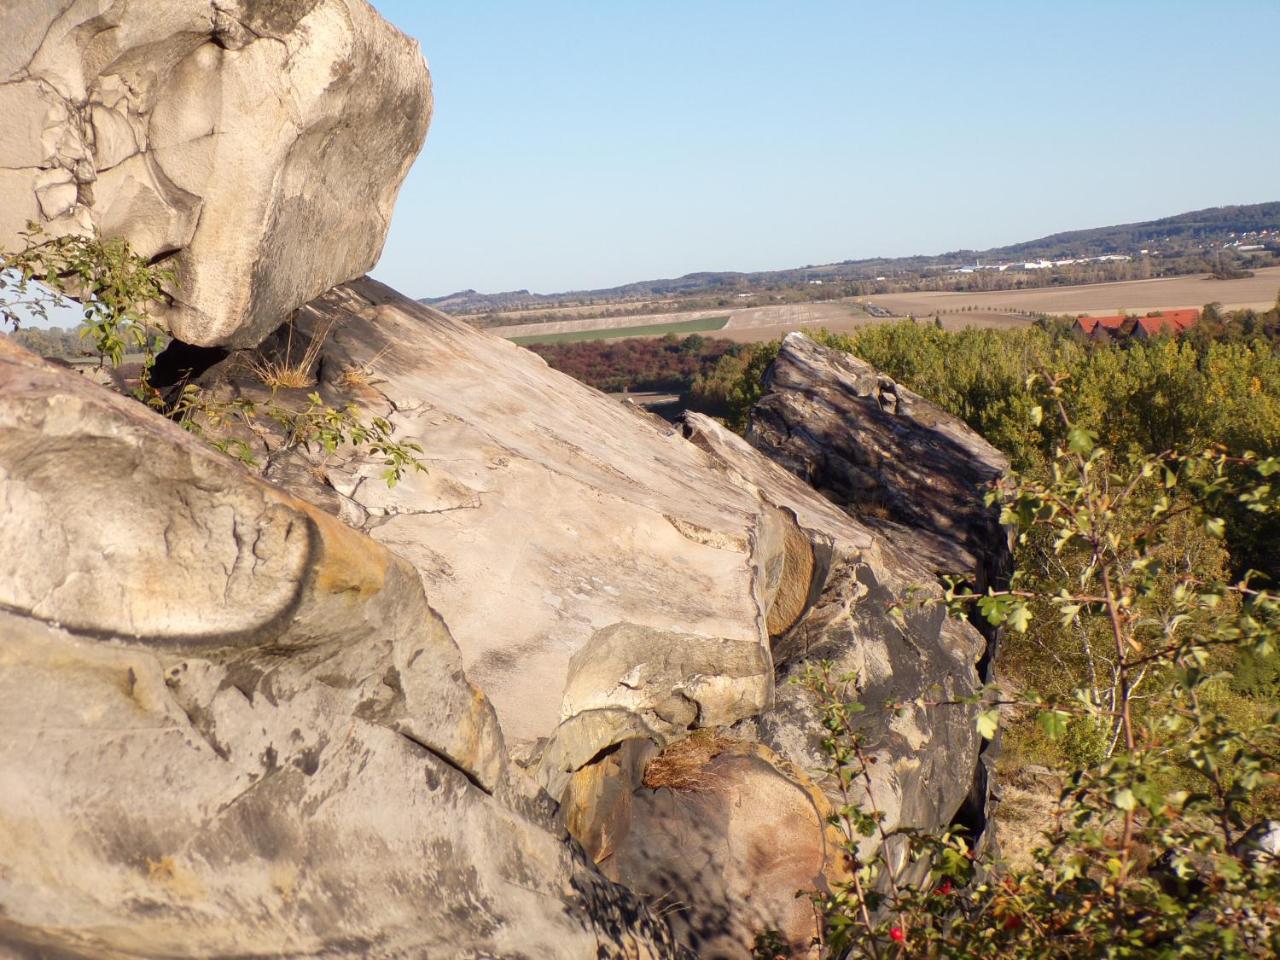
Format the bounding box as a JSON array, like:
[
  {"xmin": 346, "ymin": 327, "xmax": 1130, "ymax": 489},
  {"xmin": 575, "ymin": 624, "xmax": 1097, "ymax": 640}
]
[{"xmin": 0, "ymin": 0, "xmax": 431, "ymax": 348}]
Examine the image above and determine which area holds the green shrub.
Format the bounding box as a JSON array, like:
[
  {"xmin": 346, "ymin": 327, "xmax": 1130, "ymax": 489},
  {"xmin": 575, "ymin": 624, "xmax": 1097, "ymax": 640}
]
[
  {"xmin": 2, "ymin": 227, "xmax": 423, "ymax": 487},
  {"xmin": 786, "ymin": 389, "xmax": 1280, "ymax": 958}
]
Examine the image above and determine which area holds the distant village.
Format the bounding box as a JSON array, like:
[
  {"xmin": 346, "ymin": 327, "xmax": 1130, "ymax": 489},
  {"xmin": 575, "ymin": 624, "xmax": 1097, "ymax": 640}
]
[{"xmin": 945, "ymin": 229, "xmax": 1274, "ymax": 276}]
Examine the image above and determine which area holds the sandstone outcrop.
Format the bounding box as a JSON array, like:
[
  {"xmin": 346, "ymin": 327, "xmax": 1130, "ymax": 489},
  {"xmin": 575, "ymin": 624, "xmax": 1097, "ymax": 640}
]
[
  {"xmin": 0, "ymin": 295, "xmax": 1006, "ymax": 957},
  {"xmin": 0, "ymin": 0, "xmax": 429, "ymax": 347},
  {"xmin": 684, "ymin": 412, "xmax": 989, "ymax": 838},
  {"xmin": 0, "ymin": 1, "xmax": 1016, "ymax": 953},
  {"xmin": 748, "ymin": 332, "xmax": 1010, "ymax": 589},
  {"xmin": 210, "ymin": 282, "xmax": 998, "ymax": 957},
  {"xmin": 273, "ymin": 280, "xmax": 781, "ymax": 789},
  {"xmin": 740, "ymin": 332, "xmax": 1012, "ymax": 848},
  {"xmin": 0, "ymin": 339, "xmax": 681, "ymax": 960}
]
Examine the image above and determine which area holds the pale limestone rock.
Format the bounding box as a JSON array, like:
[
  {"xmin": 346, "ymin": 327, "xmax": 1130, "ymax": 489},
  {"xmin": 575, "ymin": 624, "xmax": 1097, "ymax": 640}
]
[
  {"xmin": 0, "ymin": 339, "xmax": 682, "ymax": 960},
  {"xmin": 0, "ymin": 0, "xmax": 430, "ymax": 347}
]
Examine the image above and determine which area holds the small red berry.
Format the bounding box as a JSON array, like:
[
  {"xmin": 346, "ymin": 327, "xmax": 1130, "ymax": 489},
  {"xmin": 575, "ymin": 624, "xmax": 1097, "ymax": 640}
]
[
  {"xmin": 890, "ymin": 927, "xmax": 906, "ymax": 943},
  {"xmin": 936, "ymin": 881, "xmax": 953, "ymax": 896},
  {"xmin": 1003, "ymin": 915, "xmax": 1023, "ymax": 930}
]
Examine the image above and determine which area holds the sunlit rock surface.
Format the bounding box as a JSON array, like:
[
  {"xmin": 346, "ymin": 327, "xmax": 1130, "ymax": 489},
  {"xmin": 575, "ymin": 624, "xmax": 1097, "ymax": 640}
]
[
  {"xmin": 0, "ymin": 339, "xmax": 682, "ymax": 960},
  {"xmin": 238, "ymin": 283, "xmax": 996, "ymax": 957},
  {"xmin": 0, "ymin": 0, "xmax": 429, "ymax": 347}
]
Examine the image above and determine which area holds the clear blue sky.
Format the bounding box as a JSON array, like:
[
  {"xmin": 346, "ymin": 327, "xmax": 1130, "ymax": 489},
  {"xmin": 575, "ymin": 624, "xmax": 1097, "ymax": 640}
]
[{"xmin": 371, "ymin": 1, "xmax": 1280, "ymax": 298}]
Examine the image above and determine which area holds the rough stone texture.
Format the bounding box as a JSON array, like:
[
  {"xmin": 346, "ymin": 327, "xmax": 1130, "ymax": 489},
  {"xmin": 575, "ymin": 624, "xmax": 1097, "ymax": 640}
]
[
  {"xmin": 229, "ymin": 282, "xmax": 996, "ymax": 956},
  {"xmin": 273, "ymin": 279, "xmax": 782, "ymax": 792},
  {"xmin": 0, "ymin": 1, "xmax": 430, "ymax": 348},
  {"xmin": 749, "ymin": 332, "xmax": 1010, "ymax": 588},
  {"xmin": 603, "ymin": 740, "xmax": 845, "ymax": 960},
  {"xmin": 0, "ymin": 339, "xmax": 682, "ymax": 960},
  {"xmin": 683, "ymin": 413, "xmax": 989, "ymax": 841},
  {"xmin": 741, "ymin": 333, "xmax": 1012, "ymax": 843}
]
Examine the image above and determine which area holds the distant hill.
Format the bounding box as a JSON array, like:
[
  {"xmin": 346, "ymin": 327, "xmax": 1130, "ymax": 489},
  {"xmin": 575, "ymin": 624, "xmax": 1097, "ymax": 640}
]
[
  {"xmin": 988, "ymin": 203, "xmax": 1280, "ymax": 259},
  {"xmin": 420, "ymin": 202, "xmax": 1280, "ymax": 314}
]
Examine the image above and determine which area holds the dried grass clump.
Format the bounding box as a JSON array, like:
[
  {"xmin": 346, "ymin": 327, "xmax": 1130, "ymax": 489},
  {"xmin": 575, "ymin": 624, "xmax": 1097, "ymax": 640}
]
[
  {"xmin": 641, "ymin": 730, "xmax": 734, "ymax": 792},
  {"xmin": 337, "ymin": 346, "xmax": 391, "ymax": 388},
  {"xmin": 248, "ymin": 319, "xmax": 332, "ymax": 389}
]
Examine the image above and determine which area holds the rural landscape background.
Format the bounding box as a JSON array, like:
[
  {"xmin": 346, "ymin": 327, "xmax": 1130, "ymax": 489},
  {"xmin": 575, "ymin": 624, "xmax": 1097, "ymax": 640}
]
[{"xmin": 4, "ymin": 1, "xmax": 1280, "ymax": 958}]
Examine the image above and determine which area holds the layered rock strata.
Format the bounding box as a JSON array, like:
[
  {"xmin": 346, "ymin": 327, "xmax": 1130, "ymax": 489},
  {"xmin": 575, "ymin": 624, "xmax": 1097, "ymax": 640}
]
[
  {"xmin": 216, "ymin": 284, "xmax": 997, "ymax": 957},
  {"xmin": 748, "ymin": 331, "xmax": 1010, "ymax": 589}
]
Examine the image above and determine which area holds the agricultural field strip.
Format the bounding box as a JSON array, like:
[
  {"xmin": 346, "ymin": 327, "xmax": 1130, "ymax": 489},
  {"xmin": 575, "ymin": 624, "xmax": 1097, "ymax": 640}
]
[
  {"xmin": 491, "ymin": 301, "xmax": 865, "ymax": 342},
  {"xmin": 867, "ymin": 266, "xmax": 1280, "ymax": 318},
  {"xmin": 508, "ymin": 314, "xmax": 731, "ymax": 346},
  {"xmin": 487, "ymin": 267, "xmax": 1280, "ymax": 345}
]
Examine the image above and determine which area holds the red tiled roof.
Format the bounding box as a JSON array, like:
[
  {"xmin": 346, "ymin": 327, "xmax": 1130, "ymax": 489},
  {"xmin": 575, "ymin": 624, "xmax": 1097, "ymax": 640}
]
[
  {"xmin": 1074, "ymin": 314, "xmax": 1128, "ymax": 335},
  {"xmin": 1134, "ymin": 310, "xmax": 1199, "ymax": 337},
  {"xmin": 1074, "ymin": 309, "xmax": 1198, "ymax": 338}
]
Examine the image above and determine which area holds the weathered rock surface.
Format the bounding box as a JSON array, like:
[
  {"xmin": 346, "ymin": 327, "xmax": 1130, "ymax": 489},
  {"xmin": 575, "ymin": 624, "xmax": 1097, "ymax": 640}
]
[
  {"xmin": 602, "ymin": 738, "xmax": 845, "ymax": 960},
  {"xmin": 279, "ymin": 279, "xmax": 782, "ymax": 792},
  {"xmin": 749, "ymin": 332, "xmax": 1010, "ymax": 588},
  {"xmin": 742, "ymin": 333, "xmax": 1012, "ymax": 844},
  {"xmin": 0, "ymin": 0, "xmax": 429, "ymax": 348},
  {"xmin": 222, "ymin": 282, "xmax": 997, "ymax": 956},
  {"xmin": 0, "ymin": 339, "xmax": 681, "ymax": 959},
  {"xmin": 0, "ymin": 4, "xmax": 1012, "ymax": 953},
  {"xmin": 684, "ymin": 413, "xmax": 988, "ymax": 841}
]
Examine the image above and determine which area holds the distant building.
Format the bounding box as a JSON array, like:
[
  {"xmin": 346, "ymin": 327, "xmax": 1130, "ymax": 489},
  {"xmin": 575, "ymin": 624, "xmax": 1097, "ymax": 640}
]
[
  {"xmin": 1074, "ymin": 308, "xmax": 1199, "ymax": 341},
  {"xmin": 1132, "ymin": 309, "xmax": 1200, "ymax": 339}
]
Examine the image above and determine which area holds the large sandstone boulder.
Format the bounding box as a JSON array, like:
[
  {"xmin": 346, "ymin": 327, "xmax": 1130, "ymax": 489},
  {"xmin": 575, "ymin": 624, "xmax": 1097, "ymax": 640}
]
[
  {"xmin": 684, "ymin": 413, "xmax": 989, "ymax": 839},
  {"xmin": 213, "ymin": 281, "xmax": 996, "ymax": 957},
  {"xmin": 748, "ymin": 332, "xmax": 1010, "ymax": 589},
  {"xmin": 0, "ymin": 0, "xmax": 429, "ymax": 348},
  {"xmin": 0, "ymin": 339, "xmax": 681, "ymax": 960},
  {"xmin": 267, "ymin": 279, "xmax": 782, "ymax": 792},
  {"xmin": 565, "ymin": 735, "xmax": 848, "ymax": 960}
]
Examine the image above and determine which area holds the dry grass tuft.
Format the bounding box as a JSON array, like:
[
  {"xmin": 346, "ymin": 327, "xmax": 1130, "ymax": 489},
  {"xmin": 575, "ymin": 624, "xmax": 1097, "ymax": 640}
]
[
  {"xmin": 248, "ymin": 319, "xmax": 332, "ymax": 390},
  {"xmin": 336, "ymin": 346, "xmax": 391, "ymax": 389},
  {"xmin": 642, "ymin": 730, "xmax": 734, "ymax": 792}
]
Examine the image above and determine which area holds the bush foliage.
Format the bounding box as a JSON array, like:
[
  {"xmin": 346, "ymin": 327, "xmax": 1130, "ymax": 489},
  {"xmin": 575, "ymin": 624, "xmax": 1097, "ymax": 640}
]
[
  {"xmin": 1, "ymin": 228, "xmax": 423, "ymax": 486},
  {"xmin": 725, "ymin": 313, "xmax": 1280, "ymax": 957},
  {"xmin": 769, "ymin": 411, "xmax": 1280, "ymax": 958}
]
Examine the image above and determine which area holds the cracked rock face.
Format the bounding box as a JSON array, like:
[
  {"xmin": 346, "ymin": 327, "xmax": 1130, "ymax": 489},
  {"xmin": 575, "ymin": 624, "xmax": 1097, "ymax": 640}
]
[
  {"xmin": 684, "ymin": 413, "xmax": 989, "ymax": 852},
  {"xmin": 239, "ymin": 283, "xmax": 995, "ymax": 956},
  {"xmin": 0, "ymin": 339, "xmax": 682, "ymax": 960},
  {"xmin": 275, "ymin": 280, "xmax": 784, "ymax": 792},
  {"xmin": 0, "ymin": 0, "xmax": 430, "ymax": 348},
  {"xmin": 750, "ymin": 332, "xmax": 1010, "ymax": 588}
]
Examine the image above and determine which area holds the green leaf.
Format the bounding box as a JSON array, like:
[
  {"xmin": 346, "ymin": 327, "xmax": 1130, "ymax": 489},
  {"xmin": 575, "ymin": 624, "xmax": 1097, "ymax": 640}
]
[
  {"xmin": 1037, "ymin": 709, "xmax": 1070, "ymax": 740},
  {"xmin": 1029, "ymin": 405, "xmax": 1043, "ymax": 427},
  {"xmin": 976, "ymin": 708, "xmax": 1000, "ymax": 741},
  {"xmin": 1113, "ymin": 788, "xmax": 1136, "ymax": 812},
  {"xmin": 1204, "ymin": 516, "xmax": 1226, "ymax": 538},
  {"xmin": 1006, "ymin": 602, "xmax": 1032, "ymax": 633},
  {"xmin": 1067, "ymin": 427, "xmax": 1096, "ymax": 456}
]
